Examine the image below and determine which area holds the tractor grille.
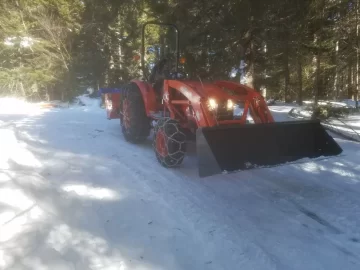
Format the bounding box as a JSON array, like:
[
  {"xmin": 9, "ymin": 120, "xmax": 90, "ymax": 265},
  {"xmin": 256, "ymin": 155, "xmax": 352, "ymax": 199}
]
[
  {"xmin": 216, "ymin": 102, "xmax": 233, "ymax": 121},
  {"xmin": 215, "ymin": 101, "xmax": 246, "ymax": 121}
]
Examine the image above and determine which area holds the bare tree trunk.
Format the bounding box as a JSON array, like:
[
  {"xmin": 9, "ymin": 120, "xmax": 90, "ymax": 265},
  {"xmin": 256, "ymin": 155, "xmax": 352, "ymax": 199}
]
[
  {"xmin": 314, "ymin": 52, "xmax": 321, "ymax": 106},
  {"xmin": 348, "ymin": 62, "xmax": 353, "ymax": 99},
  {"xmin": 297, "ymin": 56, "xmax": 303, "ymax": 105},
  {"xmin": 246, "ymin": 16, "xmax": 255, "ymax": 89},
  {"xmin": 118, "ymin": 14, "xmax": 123, "ymax": 82},
  {"xmin": 20, "ymin": 82, "xmax": 26, "ymax": 98},
  {"xmin": 284, "ymin": 42, "xmax": 290, "ymax": 102},
  {"xmin": 356, "ymin": 0, "xmax": 359, "ymax": 107},
  {"xmin": 334, "ymin": 41, "xmax": 339, "ymax": 100},
  {"xmin": 246, "ymin": 39, "xmax": 255, "ymax": 88},
  {"xmin": 339, "ymin": 73, "xmax": 343, "ymax": 98},
  {"xmin": 118, "ymin": 36, "xmax": 123, "ymax": 81},
  {"xmin": 45, "ymin": 89, "xmax": 50, "ymax": 101}
]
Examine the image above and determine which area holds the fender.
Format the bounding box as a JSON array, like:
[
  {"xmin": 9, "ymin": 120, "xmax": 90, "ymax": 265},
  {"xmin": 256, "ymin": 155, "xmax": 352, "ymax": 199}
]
[{"xmin": 131, "ymin": 80, "xmax": 157, "ymax": 116}]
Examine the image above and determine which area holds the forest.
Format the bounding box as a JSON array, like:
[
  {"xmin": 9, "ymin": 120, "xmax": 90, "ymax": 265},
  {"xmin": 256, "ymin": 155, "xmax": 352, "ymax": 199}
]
[{"xmin": 0, "ymin": 0, "xmax": 359, "ymax": 106}]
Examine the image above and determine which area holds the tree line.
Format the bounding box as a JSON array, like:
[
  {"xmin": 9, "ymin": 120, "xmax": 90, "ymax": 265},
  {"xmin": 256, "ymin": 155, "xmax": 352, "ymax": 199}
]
[{"xmin": 0, "ymin": 0, "xmax": 358, "ymax": 106}]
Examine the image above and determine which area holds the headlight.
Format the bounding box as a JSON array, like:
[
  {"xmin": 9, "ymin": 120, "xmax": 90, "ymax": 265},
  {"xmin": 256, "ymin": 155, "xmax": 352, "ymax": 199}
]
[
  {"xmin": 227, "ymin": 99, "xmax": 234, "ymax": 110},
  {"xmin": 208, "ymin": 98, "xmax": 218, "ymax": 111}
]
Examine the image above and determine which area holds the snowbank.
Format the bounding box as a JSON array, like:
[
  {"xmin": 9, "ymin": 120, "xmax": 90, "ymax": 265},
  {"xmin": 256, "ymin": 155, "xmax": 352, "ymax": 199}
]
[
  {"xmin": 302, "ymin": 99, "xmax": 358, "ymax": 108},
  {"xmin": 323, "ymin": 115, "xmax": 360, "ymax": 142},
  {"xmin": 268, "ymin": 104, "xmax": 298, "ymax": 122},
  {"xmin": 0, "ymin": 97, "xmax": 42, "ymax": 115},
  {"xmin": 74, "ymin": 95, "xmax": 101, "ymax": 108},
  {"xmin": 271, "ymin": 102, "xmax": 360, "ymax": 142},
  {"xmin": 0, "ymin": 95, "xmax": 102, "ymax": 117}
]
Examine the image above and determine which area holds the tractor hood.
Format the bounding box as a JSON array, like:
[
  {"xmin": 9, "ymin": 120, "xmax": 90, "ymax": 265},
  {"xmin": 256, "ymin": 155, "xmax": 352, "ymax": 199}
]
[{"xmin": 182, "ymin": 81, "xmax": 248, "ymax": 101}]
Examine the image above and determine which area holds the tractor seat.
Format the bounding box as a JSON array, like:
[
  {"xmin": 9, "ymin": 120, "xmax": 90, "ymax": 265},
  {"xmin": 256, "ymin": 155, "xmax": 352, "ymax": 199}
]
[
  {"xmin": 149, "ymin": 59, "xmax": 171, "ymax": 101},
  {"xmin": 153, "ymin": 79, "xmax": 164, "ymax": 102}
]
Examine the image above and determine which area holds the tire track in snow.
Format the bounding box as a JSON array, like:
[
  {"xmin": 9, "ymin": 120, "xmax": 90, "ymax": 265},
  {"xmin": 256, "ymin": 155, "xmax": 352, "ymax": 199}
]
[
  {"xmin": 6, "ymin": 108, "xmax": 360, "ymax": 270},
  {"xmin": 103, "ymin": 139, "xmax": 282, "ymax": 270},
  {"xmin": 94, "ymin": 114, "xmax": 360, "ymax": 269}
]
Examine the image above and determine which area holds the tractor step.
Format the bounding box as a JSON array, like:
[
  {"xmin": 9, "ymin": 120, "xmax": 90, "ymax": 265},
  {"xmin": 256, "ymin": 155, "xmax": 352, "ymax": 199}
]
[{"xmin": 150, "ymin": 111, "xmax": 171, "ymax": 119}]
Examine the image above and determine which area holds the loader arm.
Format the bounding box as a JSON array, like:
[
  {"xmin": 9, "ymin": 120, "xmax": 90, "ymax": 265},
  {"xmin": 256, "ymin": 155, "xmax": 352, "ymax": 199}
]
[
  {"xmin": 164, "ymin": 80, "xmax": 273, "ymax": 128},
  {"xmin": 214, "ymin": 81, "xmax": 275, "ymax": 124},
  {"xmin": 164, "ymin": 80, "xmax": 214, "ymax": 127}
]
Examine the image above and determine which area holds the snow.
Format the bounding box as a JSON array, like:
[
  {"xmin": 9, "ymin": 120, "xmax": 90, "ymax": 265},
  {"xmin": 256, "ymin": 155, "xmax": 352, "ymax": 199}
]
[
  {"xmin": 267, "ymin": 103, "xmax": 298, "ymax": 122},
  {"xmin": 0, "ymin": 97, "xmax": 44, "ymax": 115},
  {"xmin": 322, "ymin": 115, "xmax": 360, "ymax": 142},
  {"xmin": 1, "ymin": 97, "xmax": 360, "ymax": 269},
  {"xmin": 302, "ymin": 100, "xmax": 357, "ymax": 108},
  {"xmin": 269, "ymin": 102, "xmax": 360, "ymax": 141}
]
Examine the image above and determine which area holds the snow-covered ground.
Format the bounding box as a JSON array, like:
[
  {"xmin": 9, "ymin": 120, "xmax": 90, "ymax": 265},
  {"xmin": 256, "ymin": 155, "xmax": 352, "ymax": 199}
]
[
  {"xmin": 270, "ymin": 102, "xmax": 360, "ymax": 142},
  {"xmin": 1, "ymin": 98, "xmax": 360, "ymax": 270},
  {"xmin": 322, "ymin": 115, "xmax": 360, "ymax": 142}
]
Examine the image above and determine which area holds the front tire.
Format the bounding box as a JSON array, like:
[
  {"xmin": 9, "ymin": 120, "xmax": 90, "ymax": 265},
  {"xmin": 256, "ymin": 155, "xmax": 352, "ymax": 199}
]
[
  {"xmin": 153, "ymin": 118, "xmax": 186, "ymax": 167},
  {"xmin": 120, "ymin": 83, "xmax": 150, "ymax": 143}
]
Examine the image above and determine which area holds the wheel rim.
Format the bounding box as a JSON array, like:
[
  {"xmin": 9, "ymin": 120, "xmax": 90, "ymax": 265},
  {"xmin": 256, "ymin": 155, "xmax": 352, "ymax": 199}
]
[
  {"xmin": 122, "ymin": 99, "xmax": 131, "ymax": 129},
  {"xmin": 156, "ymin": 130, "xmax": 168, "ymax": 157}
]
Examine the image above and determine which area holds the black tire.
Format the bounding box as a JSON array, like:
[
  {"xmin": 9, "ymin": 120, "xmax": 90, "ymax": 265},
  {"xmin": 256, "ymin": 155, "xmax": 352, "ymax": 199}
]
[
  {"xmin": 120, "ymin": 83, "xmax": 150, "ymax": 143},
  {"xmin": 153, "ymin": 118, "xmax": 187, "ymax": 167}
]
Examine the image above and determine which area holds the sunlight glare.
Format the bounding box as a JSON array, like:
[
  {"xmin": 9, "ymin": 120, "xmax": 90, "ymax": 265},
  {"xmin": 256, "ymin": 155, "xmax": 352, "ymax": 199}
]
[
  {"xmin": 62, "ymin": 184, "xmax": 120, "ymax": 200},
  {"xmin": 0, "ymin": 211, "xmax": 16, "ymax": 225},
  {"xmin": 300, "ymin": 162, "xmax": 322, "ymax": 174},
  {"xmin": 0, "ymin": 188, "xmax": 34, "ymax": 209},
  {"xmin": 0, "ymin": 97, "xmax": 45, "ymax": 115},
  {"xmin": 0, "ymin": 172, "xmax": 11, "ymax": 183},
  {"xmin": 0, "ymin": 128, "xmax": 42, "ymax": 169}
]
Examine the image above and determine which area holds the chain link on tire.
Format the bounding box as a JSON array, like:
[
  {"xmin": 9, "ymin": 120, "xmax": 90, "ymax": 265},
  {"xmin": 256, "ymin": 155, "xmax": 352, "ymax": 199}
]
[{"xmin": 153, "ymin": 118, "xmax": 186, "ymax": 167}]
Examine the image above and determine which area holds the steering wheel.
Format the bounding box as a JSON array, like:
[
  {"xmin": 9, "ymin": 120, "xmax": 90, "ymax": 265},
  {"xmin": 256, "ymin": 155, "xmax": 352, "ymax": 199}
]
[
  {"xmin": 149, "ymin": 58, "xmax": 170, "ymax": 83},
  {"xmin": 170, "ymin": 71, "xmax": 186, "ymax": 79}
]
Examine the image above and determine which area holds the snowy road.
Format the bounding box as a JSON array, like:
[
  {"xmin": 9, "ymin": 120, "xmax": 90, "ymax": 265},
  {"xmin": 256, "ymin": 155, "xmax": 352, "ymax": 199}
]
[{"xmin": 1, "ymin": 101, "xmax": 360, "ymax": 270}]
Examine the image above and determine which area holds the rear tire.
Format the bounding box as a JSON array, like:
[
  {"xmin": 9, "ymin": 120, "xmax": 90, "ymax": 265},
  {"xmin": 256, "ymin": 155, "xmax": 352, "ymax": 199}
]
[
  {"xmin": 120, "ymin": 83, "xmax": 150, "ymax": 143},
  {"xmin": 153, "ymin": 118, "xmax": 187, "ymax": 167}
]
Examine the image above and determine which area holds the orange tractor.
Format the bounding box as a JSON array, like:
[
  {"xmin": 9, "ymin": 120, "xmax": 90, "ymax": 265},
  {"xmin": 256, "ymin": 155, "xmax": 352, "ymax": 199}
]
[{"xmin": 102, "ymin": 22, "xmax": 342, "ymax": 177}]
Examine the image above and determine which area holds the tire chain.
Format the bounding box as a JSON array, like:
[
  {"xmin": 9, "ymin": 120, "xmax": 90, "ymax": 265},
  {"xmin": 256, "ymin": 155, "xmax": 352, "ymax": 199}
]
[{"xmin": 153, "ymin": 118, "xmax": 186, "ymax": 167}]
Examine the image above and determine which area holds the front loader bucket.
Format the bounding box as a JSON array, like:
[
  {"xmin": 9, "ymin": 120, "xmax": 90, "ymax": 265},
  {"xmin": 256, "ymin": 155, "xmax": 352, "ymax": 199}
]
[{"xmin": 196, "ymin": 120, "xmax": 343, "ymax": 177}]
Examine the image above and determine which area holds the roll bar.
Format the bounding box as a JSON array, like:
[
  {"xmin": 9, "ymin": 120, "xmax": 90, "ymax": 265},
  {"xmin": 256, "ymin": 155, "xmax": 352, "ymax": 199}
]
[{"xmin": 141, "ymin": 22, "xmax": 179, "ymax": 79}]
